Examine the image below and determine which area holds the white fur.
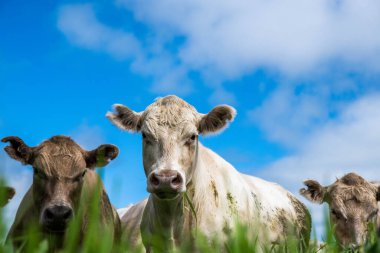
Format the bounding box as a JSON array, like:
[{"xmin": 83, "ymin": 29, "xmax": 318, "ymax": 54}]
[
  {"xmin": 121, "ymin": 144, "xmax": 305, "ymax": 250},
  {"xmin": 112, "ymin": 96, "xmax": 308, "ymax": 251}
]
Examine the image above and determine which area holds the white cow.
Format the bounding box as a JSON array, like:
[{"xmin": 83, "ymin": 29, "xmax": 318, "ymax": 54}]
[{"xmin": 107, "ymin": 95, "xmax": 310, "ymax": 252}]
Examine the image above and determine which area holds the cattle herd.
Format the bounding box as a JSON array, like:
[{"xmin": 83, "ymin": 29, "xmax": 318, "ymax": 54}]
[{"xmin": 1, "ymin": 95, "xmax": 379, "ymax": 252}]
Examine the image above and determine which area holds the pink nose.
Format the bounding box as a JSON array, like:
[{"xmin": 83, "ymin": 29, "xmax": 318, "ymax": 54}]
[{"xmin": 148, "ymin": 170, "xmax": 184, "ymax": 195}]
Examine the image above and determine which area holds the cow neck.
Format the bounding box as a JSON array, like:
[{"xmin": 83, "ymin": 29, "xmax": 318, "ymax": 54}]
[
  {"xmin": 151, "ymin": 195, "xmax": 184, "ymax": 227},
  {"xmin": 190, "ymin": 143, "xmax": 224, "ymax": 224},
  {"xmin": 184, "ymin": 137, "xmax": 199, "ymax": 193},
  {"xmin": 149, "ymin": 193, "xmax": 185, "ymax": 248},
  {"xmin": 183, "ymin": 142, "xmax": 213, "ymax": 225},
  {"xmin": 183, "ymin": 139, "xmax": 205, "ymax": 220}
]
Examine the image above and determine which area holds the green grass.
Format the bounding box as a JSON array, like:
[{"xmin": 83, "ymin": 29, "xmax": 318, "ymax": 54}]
[{"xmin": 0, "ymin": 180, "xmax": 379, "ymax": 253}]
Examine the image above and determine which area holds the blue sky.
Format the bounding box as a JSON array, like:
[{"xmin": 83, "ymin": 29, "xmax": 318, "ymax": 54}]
[{"xmin": 1, "ymin": 0, "xmax": 380, "ymax": 238}]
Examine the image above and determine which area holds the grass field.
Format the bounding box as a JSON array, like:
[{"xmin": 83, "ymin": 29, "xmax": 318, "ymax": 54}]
[{"xmin": 0, "ymin": 180, "xmax": 379, "ymax": 253}]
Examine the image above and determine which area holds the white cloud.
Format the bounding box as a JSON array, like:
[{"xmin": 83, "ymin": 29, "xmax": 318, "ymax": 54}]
[
  {"xmin": 69, "ymin": 123, "xmax": 105, "ymax": 150},
  {"xmin": 131, "ymin": 55, "xmax": 193, "ymax": 95},
  {"xmin": 119, "ymin": 0, "xmax": 380, "ymax": 78},
  {"xmin": 248, "ymin": 84, "xmax": 330, "ymax": 148},
  {"xmin": 58, "ymin": 4, "xmax": 141, "ymax": 60},
  {"xmin": 208, "ymin": 87, "xmax": 237, "ymax": 105},
  {"xmin": 57, "ymin": 1, "xmax": 380, "ymax": 103},
  {"xmin": 57, "ymin": 4, "xmax": 192, "ymax": 96},
  {"xmin": 256, "ymin": 93, "xmax": 380, "ymax": 239}
]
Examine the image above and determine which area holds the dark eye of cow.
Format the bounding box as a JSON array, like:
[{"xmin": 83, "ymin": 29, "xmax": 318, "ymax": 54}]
[
  {"xmin": 331, "ymin": 209, "xmax": 344, "ymax": 220},
  {"xmin": 186, "ymin": 134, "xmax": 197, "ymax": 145},
  {"xmin": 73, "ymin": 170, "xmax": 87, "ymax": 182},
  {"xmin": 33, "ymin": 168, "xmax": 47, "ymax": 180},
  {"xmin": 367, "ymin": 209, "xmax": 378, "ymax": 222},
  {"xmin": 142, "ymin": 132, "xmax": 154, "ymax": 145}
]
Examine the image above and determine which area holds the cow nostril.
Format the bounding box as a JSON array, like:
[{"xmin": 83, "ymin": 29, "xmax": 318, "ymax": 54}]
[
  {"xmin": 150, "ymin": 174, "xmax": 160, "ymax": 186},
  {"xmin": 62, "ymin": 208, "xmax": 73, "ymax": 221},
  {"xmin": 45, "ymin": 208, "xmax": 54, "ymax": 220},
  {"xmin": 171, "ymin": 174, "xmax": 182, "ymax": 186}
]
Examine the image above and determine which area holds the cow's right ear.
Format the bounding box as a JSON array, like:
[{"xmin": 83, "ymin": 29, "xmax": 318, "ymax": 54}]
[
  {"xmin": 106, "ymin": 104, "xmax": 142, "ymax": 132},
  {"xmin": 299, "ymin": 180, "xmax": 327, "ymax": 204},
  {"xmin": 1, "ymin": 136, "xmax": 34, "ymax": 165}
]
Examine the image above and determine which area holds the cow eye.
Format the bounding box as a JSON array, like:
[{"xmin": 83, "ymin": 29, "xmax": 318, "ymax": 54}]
[
  {"xmin": 368, "ymin": 209, "xmax": 378, "ymax": 221},
  {"xmin": 331, "ymin": 209, "xmax": 343, "ymax": 220},
  {"xmin": 142, "ymin": 132, "xmax": 155, "ymax": 145},
  {"xmin": 33, "ymin": 168, "xmax": 47, "ymax": 180},
  {"xmin": 186, "ymin": 134, "xmax": 197, "ymax": 145},
  {"xmin": 73, "ymin": 170, "xmax": 87, "ymax": 182}
]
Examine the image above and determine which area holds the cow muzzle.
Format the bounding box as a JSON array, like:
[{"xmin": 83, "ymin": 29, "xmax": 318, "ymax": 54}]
[
  {"xmin": 147, "ymin": 170, "xmax": 184, "ymax": 200},
  {"xmin": 41, "ymin": 204, "xmax": 73, "ymax": 233}
]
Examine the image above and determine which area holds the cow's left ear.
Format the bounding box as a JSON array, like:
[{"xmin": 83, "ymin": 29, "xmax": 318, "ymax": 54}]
[
  {"xmin": 198, "ymin": 105, "xmax": 236, "ymax": 135},
  {"xmin": 85, "ymin": 144, "xmax": 119, "ymax": 169}
]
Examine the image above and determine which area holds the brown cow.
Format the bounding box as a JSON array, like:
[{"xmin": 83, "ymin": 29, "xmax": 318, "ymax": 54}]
[
  {"xmin": 300, "ymin": 173, "xmax": 380, "ymax": 249},
  {"xmin": 2, "ymin": 135, "xmax": 121, "ymax": 251},
  {"xmin": 0, "ymin": 186, "xmax": 15, "ymax": 207}
]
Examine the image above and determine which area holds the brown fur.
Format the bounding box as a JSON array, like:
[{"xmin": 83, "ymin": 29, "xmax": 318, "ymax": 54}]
[
  {"xmin": 300, "ymin": 172, "xmax": 380, "ymax": 248},
  {"xmin": 287, "ymin": 193, "xmax": 311, "ymax": 248},
  {"xmin": 198, "ymin": 105, "xmax": 236, "ymax": 134},
  {"xmin": 2, "ymin": 135, "xmax": 121, "ymax": 251}
]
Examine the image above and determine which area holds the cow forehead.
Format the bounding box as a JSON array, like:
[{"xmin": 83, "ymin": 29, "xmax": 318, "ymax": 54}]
[
  {"xmin": 329, "ymin": 183, "xmax": 377, "ymax": 206},
  {"xmin": 141, "ymin": 96, "xmax": 200, "ymax": 132},
  {"xmin": 33, "ymin": 137, "xmax": 86, "ymax": 177}
]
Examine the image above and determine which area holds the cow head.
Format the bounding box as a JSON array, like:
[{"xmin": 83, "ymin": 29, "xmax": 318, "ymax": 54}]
[
  {"xmin": 2, "ymin": 136, "xmax": 118, "ymax": 233},
  {"xmin": 300, "ymin": 173, "xmax": 380, "ymax": 249},
  {"xmin": 107, "ymin": 95, "xmax": 236, "ymax": 200}
]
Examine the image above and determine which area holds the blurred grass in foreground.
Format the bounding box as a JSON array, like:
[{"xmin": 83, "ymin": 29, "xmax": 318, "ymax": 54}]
[{"xmin": 0, "ymin": 178, "xmax": 379, "ymax": 253}]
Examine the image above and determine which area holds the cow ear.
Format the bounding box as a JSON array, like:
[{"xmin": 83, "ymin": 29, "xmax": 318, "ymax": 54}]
[
  {"xmin": 373, "ymin": 183, "xmax": 380, "ymax": 201},
  {"xmin": 299, "ymin": 180, "xmax": 327, "ymax": 204},
  {"xmin": 198, "ymin": 105, "xmax": 236, "ymax": 135},
  {"xmin": 85, "ymin": 144, "xmax": 119, "ymax": 169},
  {"xmin": 1, "ymin": 136, "xmax": 34, "ymax": 165},
  {"xmin": 106, "ymin": 104, "xmax": 142, "ymax": 132},
  {"xmin": 0, "ymin": 186, "xmax": 15, "ymax": 207}
]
